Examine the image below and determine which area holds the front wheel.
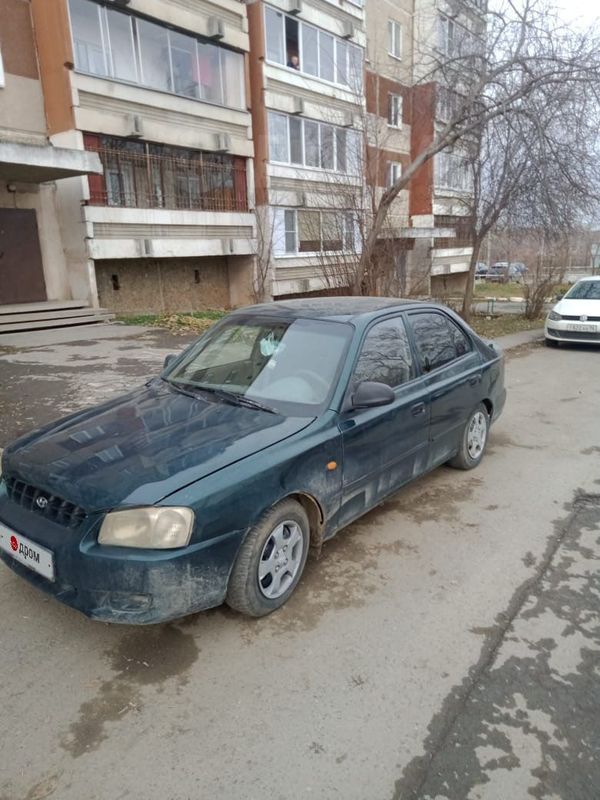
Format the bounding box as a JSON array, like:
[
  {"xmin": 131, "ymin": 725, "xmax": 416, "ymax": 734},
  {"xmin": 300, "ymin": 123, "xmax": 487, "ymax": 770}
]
[
  {"xmin": 226, "ymin": 499, "xmax": 310, "ymax": 617},
  {"xmin": 448, "ymin": 403, "xmax": 490, "ymax": 470}
]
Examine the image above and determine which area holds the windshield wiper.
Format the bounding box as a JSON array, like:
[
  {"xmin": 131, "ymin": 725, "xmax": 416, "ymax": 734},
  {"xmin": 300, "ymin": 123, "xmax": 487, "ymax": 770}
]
[
  {"xmin": 201, "ymin": 386, "xmax": 278, "ymax": 415},
  {"xmin": 165, "ymin": 379, "xmax": 277, "ymax": 414}
]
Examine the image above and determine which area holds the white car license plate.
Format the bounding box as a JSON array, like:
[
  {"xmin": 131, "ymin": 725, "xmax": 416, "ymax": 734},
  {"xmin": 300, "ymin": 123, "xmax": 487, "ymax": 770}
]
[
  {"xmin": 0, "ymin": 522, "xmax": 55, "ymax": 581},
  {"xmin": 566, "ymin": 323, "xmax": 596, "ymax": 332}
]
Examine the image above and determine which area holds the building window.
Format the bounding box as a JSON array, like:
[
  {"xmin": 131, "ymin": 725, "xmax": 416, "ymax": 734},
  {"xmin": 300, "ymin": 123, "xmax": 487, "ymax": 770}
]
[
  {"xmin": 268, "ymin": 112, "xmax": 290, "ymax": 163},
  {"xmin": 0, "ymin": 47, "xmax": 4, "ymax": 89},
  {"xmin": 388, "ymin": 20, "xmax": 402, "ymax": 59},
  {"xmin": 435, "ymin": 151, "xmax": 473, "ymax": 192},
  {"xmin": 265, "ymin": 6, "xmax": 285, "ymax": 63},
  {"xmin": 267, "ymin": 111, "xmax": 362, "ymax": 175},
  {"xmin": 284, "ymin": 209, "xmax": 297, "ymax": 252},
  {"xmin": 438, "ymin": 15, "xmax": 455, "ymax": 57},
  {"xmin": 437, "ymin": 86, "xmax": 463, "ymax": 123},
  {"xmin": 387, "ymin": 161, "xmax": 402, "ymax": 187},
  {"xmin": 67, "ymin": 0, "xmax": 245, "ymax": 109},
  {"xmin": 274, "ymin": 209, "xmax": 358, "ymax": 256},
  {"xmin": 438, "ymin": 14, "xmax": 480, "ymax": 58},
  {"xmin": 106, "ymin": 9, "xmax": 138, "ymax": 83},
  {"xmin": 85, "ymin": 134, "xmax": 248, "ymax": 212},
  {"xmin": 388, "ymin": 94, "xmax": 403, "ymax": 127},
  {"xmin": 264, "ymin": 5, "xmax": 363, "ymax": 92}
]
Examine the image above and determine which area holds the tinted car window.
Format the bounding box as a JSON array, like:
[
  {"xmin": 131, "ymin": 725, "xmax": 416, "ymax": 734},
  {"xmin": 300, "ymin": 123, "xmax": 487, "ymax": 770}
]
[
  {"xmin": 448, "ymin": 317, "xmax": 471, "ymax": 357},
  {"xmin": 409, "ymin": 313, "xmax": 470, "ymax": 372},
  {"xmin": 353, "ymin": 317, "xmax": 414, "ymax": 388}
]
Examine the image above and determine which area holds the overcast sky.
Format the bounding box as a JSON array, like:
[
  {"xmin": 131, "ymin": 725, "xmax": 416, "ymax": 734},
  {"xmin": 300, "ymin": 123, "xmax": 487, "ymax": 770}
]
[{"xmin": 556, "ymin": 0, "xmax": 598, "ymax": 26}]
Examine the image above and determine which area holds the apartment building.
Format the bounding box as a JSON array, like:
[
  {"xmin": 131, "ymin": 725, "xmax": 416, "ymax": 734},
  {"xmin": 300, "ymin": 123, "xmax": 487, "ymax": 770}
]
[
  {"xmin": 0, "ymin": 0, "xmax": 101, "ymax": 308},
  {"xmin": 29, "ymin": 0, "xmax": 256, "ymax": 313},
  {"xmin": 413, "ymin": 0, "xmax": 485, "ymax": 294},
  {"xmin": 247, "ymin": 0, "xmax": 366, "ymax": 298},
  {"xmin": 364, "ymin": 0, "xmax": 483, "ymax": 297}
]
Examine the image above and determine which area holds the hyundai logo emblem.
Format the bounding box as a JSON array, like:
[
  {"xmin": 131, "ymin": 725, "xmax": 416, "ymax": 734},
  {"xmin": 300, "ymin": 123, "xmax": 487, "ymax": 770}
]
[
  {"xmin": 581, "ymin": 315, "xmax": 588, "ymax": 321},
  {"xmin": 36, "ymin": 496, "xmax": 49, "ymax": 509}
]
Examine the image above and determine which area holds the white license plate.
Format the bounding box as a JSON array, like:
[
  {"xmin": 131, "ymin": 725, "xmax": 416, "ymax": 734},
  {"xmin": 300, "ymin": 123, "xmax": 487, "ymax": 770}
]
[
  {"xmin": 566, "ymin": 323, "xmax": 596, "ymax": 333},
  {"xmin": 0, "ymin": 522, "xmax": 55, "ymax": 581}
]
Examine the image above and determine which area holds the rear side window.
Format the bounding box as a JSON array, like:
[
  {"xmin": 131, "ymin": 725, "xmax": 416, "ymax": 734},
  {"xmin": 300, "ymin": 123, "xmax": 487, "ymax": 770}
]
[
  {"xmin": 352, "ymin": 317, "xmax": 414, "ymax": 388},
  {"xmin": 409, "ymin": 312, "xmax": 471, "ymax": 372}
]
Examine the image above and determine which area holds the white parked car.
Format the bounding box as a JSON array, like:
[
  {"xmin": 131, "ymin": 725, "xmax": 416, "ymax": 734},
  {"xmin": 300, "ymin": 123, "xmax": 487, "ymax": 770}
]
[{"xmin": 545, "ymin": 277, "xmax": 600, "ymax": 346}]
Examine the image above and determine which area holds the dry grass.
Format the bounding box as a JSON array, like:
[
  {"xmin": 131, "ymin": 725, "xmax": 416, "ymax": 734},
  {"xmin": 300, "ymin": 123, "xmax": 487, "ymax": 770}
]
[
  {"xmin": 469, "ymin": 314, "xmax": 544, "ymax": 339},
  {"xmin": 116, "ymin": 310, "xmax": 225, "ymax": 335}
]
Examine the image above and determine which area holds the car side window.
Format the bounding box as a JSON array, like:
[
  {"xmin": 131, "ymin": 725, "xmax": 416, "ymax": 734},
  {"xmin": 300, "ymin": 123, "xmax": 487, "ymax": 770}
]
[
  {"xmin": 352, "ymin": 317, "xmax": 414, "ymax": 388},
  {"xmin": 409, "ymin": 312, "xmax": 471, "ymax": 372},
  {"xmin": 448, "ymin": 317, "xmax": 471, "ymax": 357}
]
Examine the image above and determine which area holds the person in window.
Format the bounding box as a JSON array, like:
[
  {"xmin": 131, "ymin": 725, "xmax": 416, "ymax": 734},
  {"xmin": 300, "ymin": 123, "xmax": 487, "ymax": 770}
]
[{"xmin": 287, "ymin": 53, "xmax": 300, "ymax": 70}]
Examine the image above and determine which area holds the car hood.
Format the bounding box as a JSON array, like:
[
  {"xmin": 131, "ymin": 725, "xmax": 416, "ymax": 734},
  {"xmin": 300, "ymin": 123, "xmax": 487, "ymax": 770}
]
[
  {"xmin": 554, "ymin": 298, "xmax": 600, "ymax": 317},
  {"xmin": 3, "ymin": 381, "xmax": 313, "ymax": 512}
]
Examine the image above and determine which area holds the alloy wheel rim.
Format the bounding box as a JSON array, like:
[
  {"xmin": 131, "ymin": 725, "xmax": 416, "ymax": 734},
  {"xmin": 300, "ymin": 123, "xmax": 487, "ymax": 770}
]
[
  {"xmin": 467, "ymin": 411, "xmax": 487, "ymax": 459},
  {"xmin": 258, "ymin": 520, "xmax": 304, "ymax": 599}
]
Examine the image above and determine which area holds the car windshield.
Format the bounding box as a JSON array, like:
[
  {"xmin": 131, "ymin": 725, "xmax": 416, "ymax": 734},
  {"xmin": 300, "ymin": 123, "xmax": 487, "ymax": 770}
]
[
  {"xmin": 565, "ymin": 281, "xmax": 600, "ymax": 300},
  {"xmin": 164, "ymin": 315, "xmax": 353, "ymax": 416}
]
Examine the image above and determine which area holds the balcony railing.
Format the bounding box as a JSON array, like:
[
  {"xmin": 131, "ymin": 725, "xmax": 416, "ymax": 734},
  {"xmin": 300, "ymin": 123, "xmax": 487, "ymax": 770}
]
[{"xmin": 88, "ymin": 147, "xmax": 248, "ymax": 213}]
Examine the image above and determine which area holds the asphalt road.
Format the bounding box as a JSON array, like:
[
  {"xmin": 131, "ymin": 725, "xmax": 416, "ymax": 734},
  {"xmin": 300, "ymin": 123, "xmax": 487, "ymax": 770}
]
[{"xmin": 0, "ymin": 326, "xmax": 599, "ymax": 800}]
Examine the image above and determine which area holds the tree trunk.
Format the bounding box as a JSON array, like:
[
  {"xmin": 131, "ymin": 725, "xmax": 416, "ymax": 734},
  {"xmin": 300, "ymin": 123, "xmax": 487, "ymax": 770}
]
[{"xmin": 461, "ymin": 238, "xmax": 484, "ymax": 322}]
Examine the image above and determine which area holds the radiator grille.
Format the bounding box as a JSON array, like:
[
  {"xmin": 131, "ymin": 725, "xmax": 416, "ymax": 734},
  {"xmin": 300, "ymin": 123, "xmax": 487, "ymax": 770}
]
[{"xmin": 5, "ymin": 477, "xmax": 87, "ymax": 528}]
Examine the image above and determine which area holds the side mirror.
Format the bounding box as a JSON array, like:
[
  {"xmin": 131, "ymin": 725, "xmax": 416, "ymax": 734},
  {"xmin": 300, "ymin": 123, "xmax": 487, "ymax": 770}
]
[
  {"xmin": 351, "ymin": 381, "xmax": 395, "ymax": 409},
  {"xmin": 163, "ymin": 354, "xmax": 176, "ymax": 370}
]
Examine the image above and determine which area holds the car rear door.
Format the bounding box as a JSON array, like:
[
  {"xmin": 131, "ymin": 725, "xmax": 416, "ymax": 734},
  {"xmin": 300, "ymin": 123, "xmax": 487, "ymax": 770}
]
[
  {"xmin": 337, "ymin": 315, "xmax": 430, "ymax": 528},
  {"xmin": 406, "ymin": 311, "xmax": 482, "ymax": 468}
]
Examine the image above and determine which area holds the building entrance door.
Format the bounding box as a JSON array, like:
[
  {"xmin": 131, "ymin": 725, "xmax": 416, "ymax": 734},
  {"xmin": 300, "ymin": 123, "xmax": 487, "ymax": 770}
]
[{"xmin": 0, "ymin": 208, "xmax": 47, "ymax": 305}]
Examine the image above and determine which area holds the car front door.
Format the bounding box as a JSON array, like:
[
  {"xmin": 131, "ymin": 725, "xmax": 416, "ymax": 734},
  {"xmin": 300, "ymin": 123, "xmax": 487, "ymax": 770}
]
[
  {"xmin": 407, "ymin": 311, "xmax": 482, "ymax": 468},
  {"xmin": 337, "ymin": 315, "xmax": 430, "ymax": 528}
]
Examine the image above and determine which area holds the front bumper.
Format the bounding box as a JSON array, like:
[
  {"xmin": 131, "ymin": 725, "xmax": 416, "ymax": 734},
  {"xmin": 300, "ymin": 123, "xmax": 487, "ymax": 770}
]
[
  {"xmin": 545, "ymin": 319, "xmax": 600, "ymax": 345},
  {"xmin": 0, "ymin": 496, "xmax": 244, "ymax": 624}
]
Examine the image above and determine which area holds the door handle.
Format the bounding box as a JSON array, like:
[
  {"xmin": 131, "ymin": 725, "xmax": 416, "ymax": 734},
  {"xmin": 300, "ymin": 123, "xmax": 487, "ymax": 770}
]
[
  {"xmin": 468, "ymin": 374, "xmax": 482, "ymax": 386},
  {"xmin": 411, "ymin": 402, "xmax": 426, "ymax": 416}
]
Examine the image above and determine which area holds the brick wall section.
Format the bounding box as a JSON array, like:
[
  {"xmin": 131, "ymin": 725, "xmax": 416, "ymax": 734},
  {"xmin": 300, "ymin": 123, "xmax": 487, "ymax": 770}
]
[
  {"xmin": 365, "ymin": 71, "xmax": 410, "ymax": 124},
  {"xmin": 409, "ymin": 83, "xmax": 436, "ymax": 217},
  {"xmin": 96, "ymin": 258, "xmax": 231, "ymax": 314},
  {"xmin": 30, "ymin": 0, "xmax": 75, "ymax": 135},
  {"xmin": 246, "ymin": 0, "xmax": 268, "ymax": 207},
  {"xmin": 366, "ymin": 145, "xmax": 410, "ymax": 188},
  {"xmin": 0, "ymin": 0, "xmax": 38, "ymax": 79}
]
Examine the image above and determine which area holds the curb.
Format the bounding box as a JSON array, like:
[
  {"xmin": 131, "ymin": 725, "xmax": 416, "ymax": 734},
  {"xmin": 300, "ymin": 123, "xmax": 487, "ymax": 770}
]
[{"xmin": 491, "ymin": 328, "xmax": 544, "ymax": 351}]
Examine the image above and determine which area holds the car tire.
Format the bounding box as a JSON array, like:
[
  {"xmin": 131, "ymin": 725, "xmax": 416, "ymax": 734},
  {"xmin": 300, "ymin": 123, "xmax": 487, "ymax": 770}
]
[
  {"xmin": 448, "ymin": 403, "xmax": 490, "ymax": 471},
  {"xmin": 226, "ymin": 499, "xmax": 310, "ymax": 617},
  {"xmin": 545, "ymin": 337, "xmax": 559, "ymax": 348}
]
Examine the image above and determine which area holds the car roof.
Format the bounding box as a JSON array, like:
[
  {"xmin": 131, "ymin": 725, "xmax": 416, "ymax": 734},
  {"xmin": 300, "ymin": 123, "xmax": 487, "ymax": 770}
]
[
  {"xmin": 576, "ymin": 276, "xmax": 600, "ymax": 282},
  {"xmin": 231, "ymin": 296, "xmax": 426, "ymax": 322}
]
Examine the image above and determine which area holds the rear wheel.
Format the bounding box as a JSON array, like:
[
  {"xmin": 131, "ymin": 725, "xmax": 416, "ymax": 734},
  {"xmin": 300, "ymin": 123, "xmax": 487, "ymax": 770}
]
[
  {"xmin": 545, "ymin": 337, "xmax": 559, "ymax": 348},
  {"xmin": 448, "ymin": 403, "xmax": 490, "ymax": 470},
  {"xmin": 226, "ymin": 499, "xmax": 310, "ymax": 617}
]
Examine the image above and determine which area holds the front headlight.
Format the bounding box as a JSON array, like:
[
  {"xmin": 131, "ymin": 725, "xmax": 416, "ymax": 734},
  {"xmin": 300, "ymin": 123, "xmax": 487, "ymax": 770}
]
[
  {"xmin": 98, "ymin": 507, "xmax": 194, "ymax": 549},
  {"xmin": 548, "ymin": 310, "xmax": 561, "ymax": 321}
]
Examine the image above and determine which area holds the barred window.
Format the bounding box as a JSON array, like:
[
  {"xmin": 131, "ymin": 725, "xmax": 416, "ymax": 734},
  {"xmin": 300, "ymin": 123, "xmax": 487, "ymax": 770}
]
[{"xmin": 85, "ymin": 134, "xmax": 248, "ymax": 212}]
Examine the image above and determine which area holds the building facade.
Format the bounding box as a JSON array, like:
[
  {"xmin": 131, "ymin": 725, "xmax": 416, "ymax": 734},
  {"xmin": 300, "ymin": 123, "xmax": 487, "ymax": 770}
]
[
  {"xmin": 0, "ymin": 0, "xmax": 101, "ymax": 309},
  {"xmin": 2, "ymin": 0, "xmax": 482, "ymax": 315},
  {"xmin": 364, "ymin": 0, "xmax": 482, "ymax": 298},
  {"xmin": 29, "ymin": 0, "xmax": 256, "ymax": 313},
  {"xmin": 413, "ymin": 0, "xmax": 485, "ymax": 295},
  {"xmin": 247, "ymin": 0, "xmax": 366, "ymax": 299}
]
